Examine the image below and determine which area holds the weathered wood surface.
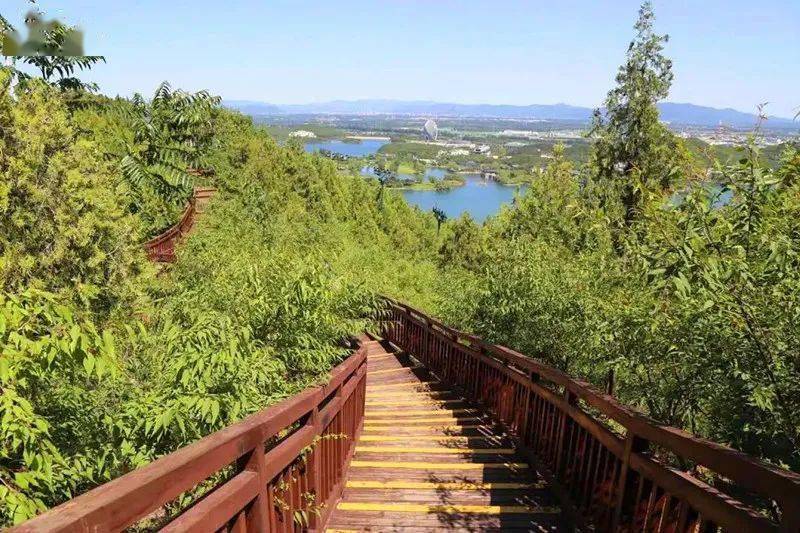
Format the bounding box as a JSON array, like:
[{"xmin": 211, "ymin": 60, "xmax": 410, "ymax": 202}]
[{"xmin": 326, "ymin": 344, "xmax": 567, "ymax": 532}]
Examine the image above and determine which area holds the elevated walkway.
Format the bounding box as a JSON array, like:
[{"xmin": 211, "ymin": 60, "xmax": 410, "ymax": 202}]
[
  {"xmin": 10, "ymin": 300, "xmax": 800, "ymax": 532},
  {"xmin": 144, "ymin": 186, "xmax": 216, "ymax": 262},
  {"xmin": 327, "ymin": 343, "xmax": 565, "ymax": 531}
]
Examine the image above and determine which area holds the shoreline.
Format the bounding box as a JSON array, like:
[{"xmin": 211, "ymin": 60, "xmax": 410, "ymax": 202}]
[{"xmin": 346, "ymin": 135, "xmax": 391, "ymax": 141}]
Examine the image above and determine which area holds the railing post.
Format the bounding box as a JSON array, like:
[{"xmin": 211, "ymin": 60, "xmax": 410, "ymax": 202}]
[
  {"xmin": 611, "ymin": 432, "xmax": 649, "ymax": 531},
  {"xmin": 307, "ymin": 407, "xmax": 323, "ymax": 531},
  {"xmin": 555, "ymin": 389, "xmax": 577, "ymax": 476},
  {"xmin": 237, "ymin": 440, "xmax": 270, "ymax": 531},
  {"xmin": 422, "ymin": 318, "xmax": 430, "ymax": 365}
]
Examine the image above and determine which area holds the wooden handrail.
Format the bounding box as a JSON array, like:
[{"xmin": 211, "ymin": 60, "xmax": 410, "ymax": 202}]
[
  {"xmin": 144, "ymin": 187, "xmax": 217, "ymax": 263},
  {"xmin": 10, "ymin": 340, "xmax": 369, "ymax": 532},
  {"xmin": 381, "ymin": 298, "xmax": 800, "ymax": 532}
]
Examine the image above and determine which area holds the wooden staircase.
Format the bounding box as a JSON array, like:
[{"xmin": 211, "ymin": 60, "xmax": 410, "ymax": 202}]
[
  {"xmin": 9, "ymin": 300, "xmax": 800, "ymax": 532},
  {"xmin": 326, "ymin": 342, "xmax": 566, "ymax": 532}
]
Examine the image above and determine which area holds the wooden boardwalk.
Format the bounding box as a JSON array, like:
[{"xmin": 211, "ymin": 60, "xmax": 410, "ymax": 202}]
[
  {"xmin": 14, "ymin": 302, "xmax": 798, "ymax": 532},
  {"xmin": 326, "ymin": 341, "xmax": 567, "ymax": 532}
]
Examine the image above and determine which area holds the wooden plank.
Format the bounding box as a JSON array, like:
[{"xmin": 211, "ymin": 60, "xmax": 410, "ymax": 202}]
[
  {"xmin": 349, "ymin": 461, "xmax": 529, "ymax": 471},
  {"xmin": 355, "ymin": 446, "xmax": 515, "ymax": 455},
  {"xmin": 366, "ymin": 380, "xmax": 440, "ymax": 391},
  {"xmin": 364, "ymin": 417, "xmax": 484, "ymax": 425},
  {"xmin": 358, "ymin": 435, "xmax": 505, "ymax": 443},
  {"xmin": 367, "ymin": 366, "xmax": 422, "ymax": 376},
  {"xmin": 365, "ymin": 408, "xmax": 478, "ymax": 417},
  {"xmin": 345, "ymin": 481, "xmax": 544, "ymax": 490},
  {"xmin": 160, "ymin": 472, "xmax": 258, "ymax": 532},
  {"xmin": 335, "ymin": 502, "xmax": 561, "ymax": 514},
  {"xmin": 365, "ymin": 399, "xmax": 465, "ymax": 407}
]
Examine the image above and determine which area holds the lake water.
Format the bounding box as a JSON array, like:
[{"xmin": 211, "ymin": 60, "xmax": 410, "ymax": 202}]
[
  {"xmin": 399, "ymin": 174, "xmax": 527, "ymax": 223},
  {"xmin": 304, "ymin": 139, "xmax": 388, "ymax": 157},
  {"xmin": 304, "ymin": 140, "xmax": 524, "ymax": 222}
]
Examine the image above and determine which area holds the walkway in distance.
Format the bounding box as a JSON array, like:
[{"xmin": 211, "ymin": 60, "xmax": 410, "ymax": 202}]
[{"xmin": 326, "ymin": 341, "xmax": 567, "ymax": 532}]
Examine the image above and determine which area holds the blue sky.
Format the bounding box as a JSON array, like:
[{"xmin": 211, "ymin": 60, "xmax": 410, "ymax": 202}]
[{"xmin": 5, "ymin": 0, "xmax": 799, "ymax": 117}]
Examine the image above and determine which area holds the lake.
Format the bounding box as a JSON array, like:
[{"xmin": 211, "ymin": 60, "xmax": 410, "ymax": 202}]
[
  {"xmin": 398, "ymin": 174, "xmax": 527, "ymax": 223},
  {"xmin": 304, "ymin": 139, "xmax": 388, "ymax": 157}
]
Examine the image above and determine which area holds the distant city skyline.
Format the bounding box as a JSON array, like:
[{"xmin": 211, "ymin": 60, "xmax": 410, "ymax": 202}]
[{"xmin": 4, "ymin": 0, "xmax": 799, "ymax": 117}]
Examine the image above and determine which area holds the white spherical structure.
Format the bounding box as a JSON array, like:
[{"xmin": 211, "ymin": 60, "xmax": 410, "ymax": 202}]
[{"xmin": 423, "ymin": 119, "xmax": 438, "ymax": 141}]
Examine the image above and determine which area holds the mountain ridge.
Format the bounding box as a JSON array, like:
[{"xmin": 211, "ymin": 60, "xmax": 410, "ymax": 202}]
[{"xmin": 225, "ymin": 99, "xmax": 797, "ymax": 128}]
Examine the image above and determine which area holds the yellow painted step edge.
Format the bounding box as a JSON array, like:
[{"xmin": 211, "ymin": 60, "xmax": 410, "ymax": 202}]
[
  {"xmin": 366, "ymin": 408, "xmax": 478, "ymax": 417},
  {"xmin": 335, "ymin": 502, "xmax": 560, "ymax": 514},
  {"xmin": 327, "ymin": 529, "xmax": 358, "ymax": 533},
  {"xmin": 359, "ymin": 434, "xmax": 502, "ymax": 442},
  {"xmin": 356, "ymin": 446, "xmax": 515, "ymax": 454},
  {"xmin": 350, "ymin": 460, "xmax": 528, "ymax": 470},
  {"xmin": 362, "ymin": 424, "xmax": 495, "ymax": 431},
  {"xmin": 365, "ymin": 399, "xmax": 464, "ymax": 407},
  {"xmin": 367, "ymin": 390, "xmax": 461, "ymax": 400},
  {"xmin": 346, "ymin": 480, "xmax": 547, "ymax": 490},
  {"xmin": 366, "ymin": 381, "xmax": 440, "ymax": 391},
  {"xmin": 367, "ymin": 366, "xmax": 422, "ymax": 375},
  {"xmin": 364, "ymin": 417, "xmax": 483, "ymax": 425}
]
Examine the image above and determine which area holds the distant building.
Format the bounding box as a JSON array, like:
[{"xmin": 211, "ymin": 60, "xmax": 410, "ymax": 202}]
[
  {"xmin": 289, "ymin": 130, "xmax": 317, "ymax": 138},
  {"xmin": 474, "ymin": 144, "xmax": 490, "ymax": 155},
  {"xmin": 422, "ymin": 119, "xmax": 438, "ymax": 141}
]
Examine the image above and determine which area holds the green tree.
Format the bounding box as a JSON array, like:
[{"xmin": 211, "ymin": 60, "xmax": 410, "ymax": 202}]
[
  {"xmin": 372, "ymin": 164, "xmax": 394, "ymax": 208},
  {"xmin": 0, "ymin": 75, "xmax": 148, "ymax": 314},
  {"xmin": 438, "ymin": 214, "xmax": 484, "ymax": 272},
  {"xmin": 0, "ymin": 289, "xmax": 120, "ymax": 525},
  {"xmin": 497, "ymin": 144, "xmax": 602, "ymax": 250},
  {"xmin": 114, "ymin": 82, "xmax": 221, "ymax": 234},
  {"xmin": 432, "ymin": 206, "xmax": 447, "ymax": 234},
  {"xmin": 1, "ymin": 7, "xmax": 104, "ymax": 93},
  {"xmin": 589, "ymin": 2, "xmax": 690, "ymax": 237}
]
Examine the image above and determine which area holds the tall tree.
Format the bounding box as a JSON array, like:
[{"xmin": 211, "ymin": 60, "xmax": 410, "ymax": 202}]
[
  {"xmin": 432, "ymin": 206, "xmax": 447, "ymax": 234},
  {"xmin": 1, "ymin": 7, "xmax": 104, "ymax": 92},
  {"xmin": 589, "ymin": 2, "xmax": 689, "ymax": 234},
  {"xmin": 373, "ymin": 165, "xmax": 394, "ymax": 208},
  {"xmin": 114, "ymin": 82, "xmax": 221, "ymax": 234}
]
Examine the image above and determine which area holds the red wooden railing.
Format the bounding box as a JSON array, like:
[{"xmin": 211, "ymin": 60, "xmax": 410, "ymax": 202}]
[
  {"xmin": 381, "ymin": 299, "xmax": 800, "ymax": 533},
  {"xmin": 144, "ymin": 187, "xmax": 216, "ymax": 263},
  {"xmin": 11, "ymin": 341, "xmax": 368, "ymax": 532}
]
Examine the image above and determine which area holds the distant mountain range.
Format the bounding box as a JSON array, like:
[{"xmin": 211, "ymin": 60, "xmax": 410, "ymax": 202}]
[{"xmin": 225, "ymin": 99, "xmax": 797, "ymax": 129}]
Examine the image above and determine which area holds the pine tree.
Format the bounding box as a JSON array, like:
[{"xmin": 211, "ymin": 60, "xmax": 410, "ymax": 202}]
[{"xmin": 589, "ymin": 2, "xmax": 690, "ymax": 234}]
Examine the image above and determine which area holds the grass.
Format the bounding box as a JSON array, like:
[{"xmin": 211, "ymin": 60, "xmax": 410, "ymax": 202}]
[
  {"xmin": 261, "ymin": 123, "xmax": 347, "ymax": 143},
  {"xmin": 388, "ymin": 178, "xmax": 465, "ymax": 191},
  {"xmin": 378, "ymin": 142, "xmax": 443, "ymax": 159},
  {"xmin": 396, "ymin": 162, "xmax": 419, "ymax": 175}
]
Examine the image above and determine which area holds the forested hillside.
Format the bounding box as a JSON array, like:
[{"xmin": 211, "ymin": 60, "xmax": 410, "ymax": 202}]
[
  {"xmin": 1, "ymin": 1, "xmax": 799, "ymax": 527},
  {"xmin": 432, "ymin": 3, "xmax": 800, "ymax": 484},
  {"xmin": 0, "ymin": 71, "xmax": 444, "ymax": 524}
]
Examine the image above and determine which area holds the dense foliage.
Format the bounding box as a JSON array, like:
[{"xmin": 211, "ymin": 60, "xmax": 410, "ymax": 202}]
[
  {"xmin": 433, "ymin": 3, "xmax": 800, "ymax": 481},
  {"xmin": 0, "ymin": 70, "xmax": 442, "ymax": 524},
  {"xmin": 1, "ymin": 1, "xmax": 798, "ymax": 526}
]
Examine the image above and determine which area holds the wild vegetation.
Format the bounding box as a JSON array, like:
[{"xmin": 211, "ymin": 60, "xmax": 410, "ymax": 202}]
[
  {"xmin": 434, "ymin": 3, "xmax": 800, "ymax": 480},
  {"xmin": 0, "ymin": 17, "xmax": 441, "ymax": 521},
  {"xmin": 0, "ymin": 0, "xmax": 798, "ymax": 527}
]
